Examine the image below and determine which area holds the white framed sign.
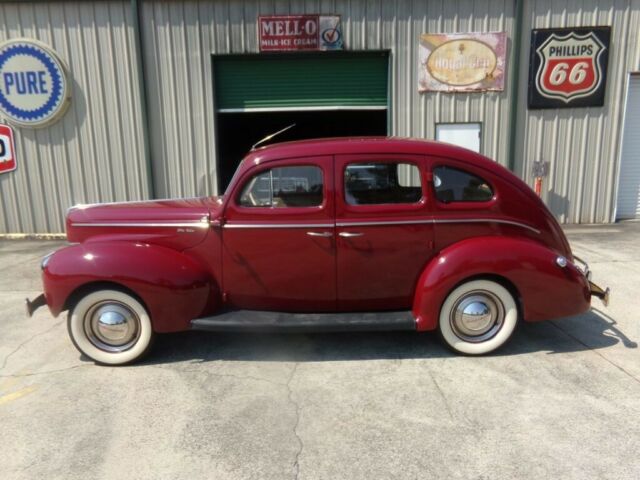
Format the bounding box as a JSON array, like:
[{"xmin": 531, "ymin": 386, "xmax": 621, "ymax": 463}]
[{"xmin": 436, "ymin": 123, "xmax": 482, "ymax": 153}]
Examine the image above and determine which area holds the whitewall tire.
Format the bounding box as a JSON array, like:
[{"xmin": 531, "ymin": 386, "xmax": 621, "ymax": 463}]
[
  {"xmin": 438, "ymin": 279, "xmax": 518, "ymax": 355},
  {"xmin": 68, "ymin": 289, "xmax": 154, "ymax": 365}
]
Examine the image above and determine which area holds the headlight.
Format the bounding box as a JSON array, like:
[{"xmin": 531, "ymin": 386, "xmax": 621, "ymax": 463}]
[
  {"xmin": 41, "ymin": 252, "xmax": 55, "ymax": 270},
  {"xmin": 555, "ymin": 256, "xmax": 568, "ymax": 268}
]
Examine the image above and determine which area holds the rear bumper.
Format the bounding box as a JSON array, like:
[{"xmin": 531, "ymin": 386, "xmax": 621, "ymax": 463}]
[
  {"xmin": 574, "ymin": 255, "xmax": 610, "ymax": 307},
  {"xmin": 589, "ymin": 281, "xmax": 610, "ymax": 307}
]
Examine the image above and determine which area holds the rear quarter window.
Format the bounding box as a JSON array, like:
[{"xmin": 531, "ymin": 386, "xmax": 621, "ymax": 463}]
[{"xmin": 433, "ymin": 166, "xmax": 494, "ymax": 203}]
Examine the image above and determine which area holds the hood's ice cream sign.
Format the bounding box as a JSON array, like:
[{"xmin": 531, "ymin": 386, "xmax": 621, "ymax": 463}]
[
  {"xmin": 0, "ymin": 39, "xmax": 71, "ymax": 128},
  {"xmin": 259, "ymin": 15, "xmax": 343, "ymax": 51},
  {"xmin": 419, "ymin": 32, "xmax": 507, "ymax": 92},
  {"xmin": 528, "ymin": 27, "xmax": 611, "ymax": 109}
]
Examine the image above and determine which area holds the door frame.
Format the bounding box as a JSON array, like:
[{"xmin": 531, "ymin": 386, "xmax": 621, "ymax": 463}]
[{"xmin": 614, "ymin": 71, "xmax": 640, "ymax": 220}]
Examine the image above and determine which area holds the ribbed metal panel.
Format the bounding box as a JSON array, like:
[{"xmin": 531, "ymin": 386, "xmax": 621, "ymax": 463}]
[
  {"xmin": 214, "ymin": 52, "xmax": 388, "ymax": 110},
  {"xmin": 515, "ymin": 0, "xmax": 640, "ymax": 223},
  {"xmin": 141, "ymin": 0, "xmax": 516, "ymax": 199},
  {"xmin": 616, "ymin": 74, "xmax": 640, "ymax": 219},
  {"xmin": 0, "ymin": 1, "xmax": 150, "ymax": 234}
]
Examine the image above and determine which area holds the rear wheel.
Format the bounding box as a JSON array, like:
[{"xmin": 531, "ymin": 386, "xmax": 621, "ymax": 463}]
[
  {"xmin": 438, "ymin": 279, "xmax": 518, "ymax": 355},
  {"xmin": 68, "ymin": 289, "xmax": 154, "ymax": 365}
]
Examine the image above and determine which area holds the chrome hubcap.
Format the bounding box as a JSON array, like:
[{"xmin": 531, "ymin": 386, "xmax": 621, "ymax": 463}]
[
  {"xmin": 84, "ymin": 301, "xmax": 140, "ymax": 352},
  {"xmin": 450, "ymin": 290, "xmax": 505, "ymax": 343}
]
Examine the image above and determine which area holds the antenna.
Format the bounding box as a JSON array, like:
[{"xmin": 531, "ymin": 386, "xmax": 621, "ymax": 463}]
[{"xmin": 251, "ymin": 123, "xmax": 296, "ymax": 151}]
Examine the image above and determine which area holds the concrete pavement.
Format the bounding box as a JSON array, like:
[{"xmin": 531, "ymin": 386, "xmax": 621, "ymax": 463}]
[{"xmin": 0, "ymin": 223, "xmax": 639, "ymax": 479}]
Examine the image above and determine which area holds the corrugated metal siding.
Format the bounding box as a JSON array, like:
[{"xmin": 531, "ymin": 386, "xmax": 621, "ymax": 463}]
[
  {"xmin": 515, "ymin": 0, "xmax": 640, "ymax": 223},
  {"xmin": 141, "ymin": 0, "xmax": 516, "ymax": 199},
  {"xmin": 0, "ymin": 1, "xmax": 149, "ymax": 234},
  {"xmin": 616, "ymin": 74, "xmax": 640, "ymax": 219}
]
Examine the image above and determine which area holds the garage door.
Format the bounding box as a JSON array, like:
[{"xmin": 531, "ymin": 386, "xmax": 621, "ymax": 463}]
[
  {"xmin": 616, "ymin": 74, "xmax": 640, "ymax": 219},
  {"xmin": 213, "ymin": 52, "xmax": 388, "ymax": 112}
]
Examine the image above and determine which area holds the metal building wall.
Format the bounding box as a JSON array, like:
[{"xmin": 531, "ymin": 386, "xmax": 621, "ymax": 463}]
[
  {"xmin": 141, "ymin": 0, "xmax": 516, "ymax": 200},
  {"xmin": 515, "ymin": 0, "xmax": 640, "ymax": 223},
  {"xmin": 0, "ymin": 1, "xmax": 150, "ymax": 234}
]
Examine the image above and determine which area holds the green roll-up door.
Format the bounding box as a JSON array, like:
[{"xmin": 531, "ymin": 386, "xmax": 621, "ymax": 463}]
[{"xmin": 214, "ymin": 52, "xmax": 388, "ymax": 111}]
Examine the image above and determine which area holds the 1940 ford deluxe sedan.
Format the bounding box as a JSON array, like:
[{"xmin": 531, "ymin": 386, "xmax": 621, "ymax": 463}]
[{"xmin": 26, "ymin": 137, "xmax": 609, "ymax": 365}]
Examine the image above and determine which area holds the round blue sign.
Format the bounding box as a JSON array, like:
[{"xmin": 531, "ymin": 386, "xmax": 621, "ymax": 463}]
[{"xmin": 0, "ymin": 39, "xmax": 70, "ymax": 128}]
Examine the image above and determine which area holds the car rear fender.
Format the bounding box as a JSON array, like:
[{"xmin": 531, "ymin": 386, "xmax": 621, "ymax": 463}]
[
  {"xmin": 412, "ymin": 236, "xmax": 591, "ymax": 331},
  {"xmin": 42, "ymin": 242, "xmax": 218, "ymax": 333}
]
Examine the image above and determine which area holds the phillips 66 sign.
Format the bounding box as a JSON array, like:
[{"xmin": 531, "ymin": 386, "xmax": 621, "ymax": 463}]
[{"xmin": 528, "ymin": 27, "xmax": 611, "ymax": 109}]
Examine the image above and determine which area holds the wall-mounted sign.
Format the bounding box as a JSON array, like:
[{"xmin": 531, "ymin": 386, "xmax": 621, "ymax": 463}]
[
  {"xmin": 528, "ymin": 27, "xmax": 611, "ymax": 109},
  {"xmin": 258, "ymin": 15, "xmax": 343, "ymax": 52},
  {"xmin": 0, "ymin": 124, "xmax": 16, "ymax": 175},
  {"xmin": 419, "ymin": 32, "xmax": 507, "ymax": 92},
  {"xmin": 0, "ymin": 38, "xmax": 71, "ymax": 128}
]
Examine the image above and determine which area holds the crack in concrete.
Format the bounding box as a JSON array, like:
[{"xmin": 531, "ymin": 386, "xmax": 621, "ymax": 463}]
[
  {"xmin": 286, "ymin": 363, "xmax": 303, "ymax": 480},
  {"xmin": 550, "ymin": 321, "xmax": 640, "ymax": 385},
  {"xmin": 0, "ymin": 364, "xmax": 90, "ymax": 378},
  {"xmin": 0, "ymin": 320, "xmax": 64, "ymax": 372},
  {"xmin": 148, "ymin": 364, "xmax": 288, "ymax": 389},
  {"xmin": 426, "ymin": 367, "xmax": 454, "ymax": 420},
  {"xmin": 149, "ymin": 361, "xmax": 305, "ymax": 479}
]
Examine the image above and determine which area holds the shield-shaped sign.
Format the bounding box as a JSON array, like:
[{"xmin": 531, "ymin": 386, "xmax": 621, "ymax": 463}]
[
  {"xmin": 536, "ymin": 32, "xmax": 604, "ymax": 102},
  {"xmin": 528, "ymin": 27, "xmax": 611, "ymax": 109}
]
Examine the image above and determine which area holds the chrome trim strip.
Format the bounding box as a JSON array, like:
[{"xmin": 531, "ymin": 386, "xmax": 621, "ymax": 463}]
[
  {"xmin": 223, "ymin": 223, "xmax": 334, "ymax": 229},
  {"xmin": 433, "ymin": 218, "xmax": 541, "ymax": 234},
  {"xmin": 220, "ymin": 218, "xmax": 538, "ymax": 233},
  {"xmin": 336, "ymin": 219, "xmax": 434, "ymax": 227},
  {"xmin": 335, "ymin": 218, "xmax": 540, "ymax": 234},
  {"xmin": 71, "ymin": 222, "xmax": 210, "ymax": 228}
]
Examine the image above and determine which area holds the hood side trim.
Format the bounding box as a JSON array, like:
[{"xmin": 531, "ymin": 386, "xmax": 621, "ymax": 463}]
[{"xmin": 70, "ymin": 221, "xmax": 210, "ymax": 228}]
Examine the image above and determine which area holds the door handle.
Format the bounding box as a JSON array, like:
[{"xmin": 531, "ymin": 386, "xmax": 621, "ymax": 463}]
[
  {"xmin": 306, "ymin": 231, "xmax": 333, "ymax": 237},
  {"xmin": 339, "ymin": 232, "xmax": 364, "ymax": 238}
]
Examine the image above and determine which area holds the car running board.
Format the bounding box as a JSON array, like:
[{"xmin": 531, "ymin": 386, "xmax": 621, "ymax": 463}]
[{"xmin": 191, "ymin": 310, "xmax": 416, "ymax": 333}]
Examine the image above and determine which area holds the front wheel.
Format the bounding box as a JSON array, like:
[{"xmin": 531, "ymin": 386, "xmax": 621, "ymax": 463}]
[
  {"xmin": 68, "ymin": 289, "xmax": 154, "ymax": 365},
  {"xmin": 438, "ymin": 279, "xmax": 518, "ymax": 355}
]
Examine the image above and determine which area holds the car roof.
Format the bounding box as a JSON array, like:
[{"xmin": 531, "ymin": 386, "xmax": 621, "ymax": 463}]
[{"xmin": 246, "ymin": 136, "xmax": 502, "ymax": 173}]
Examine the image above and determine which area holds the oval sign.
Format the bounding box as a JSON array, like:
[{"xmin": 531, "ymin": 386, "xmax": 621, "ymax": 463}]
[
  {"xmin": 427, "ymin": 39, "xmax": 497, "ymax": 87},
  {"xmin": 0, "ymin": 39, "xmax": 71, "ymax": 128}
]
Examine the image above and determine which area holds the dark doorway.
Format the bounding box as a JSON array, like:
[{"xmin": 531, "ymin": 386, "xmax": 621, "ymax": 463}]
[{"xmin": 216, "ymin": 109, "xmax": 387, "ymax": 192}]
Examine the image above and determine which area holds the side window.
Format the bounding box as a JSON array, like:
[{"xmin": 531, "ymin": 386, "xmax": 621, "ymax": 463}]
[
  {"xmin": 238, "ymin": 165, "xmax": 323, "ymax": 208},
  {"xmin": 344, "ymin": 162, "xmax": 422, "ymax": 205},
  {"xmin": 433, "ymin": 166, "xmax": 493, "ymax": 203}
]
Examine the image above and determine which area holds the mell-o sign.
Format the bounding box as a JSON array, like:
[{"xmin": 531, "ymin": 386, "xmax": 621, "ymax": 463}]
[
  {"xmin": 528, "ymin": 27, "xmax": 611, "ymax": 109},
  {"xmin": 258, "ymin": 15, "xmax": 343, "ymax": 51},
  {"xmin": 0, "ymin": 124, "xmax": 16, "ymax": 175}
]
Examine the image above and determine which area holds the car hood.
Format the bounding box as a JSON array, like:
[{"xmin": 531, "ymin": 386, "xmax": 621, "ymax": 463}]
[{"xmin": 66, "ymin": 197, "xmax": 223, "ymax": 249}]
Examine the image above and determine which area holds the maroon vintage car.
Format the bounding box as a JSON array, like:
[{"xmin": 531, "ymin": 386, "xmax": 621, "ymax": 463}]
[{"xmin": 27, "ymin": 137, "xmax": 609, "ymax": 365}]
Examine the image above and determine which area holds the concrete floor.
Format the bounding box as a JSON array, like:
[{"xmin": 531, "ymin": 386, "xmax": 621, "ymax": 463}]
[{"xmin": 1, "ymin": 223, "xmax": 639, "ymax": 480}]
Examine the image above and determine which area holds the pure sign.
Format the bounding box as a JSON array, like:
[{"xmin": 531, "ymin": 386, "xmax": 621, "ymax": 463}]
[
  {"xmin": 528, "ymin": 27, "xmax": 611, "ymax": 109},
  {"xmin": 0, "ymin": 39, "xmax": 71, "ymax": 127},
  {"xmin": 0, "ymin": 124, "xmax": 16, "ymax": 175},
  {"xmin": 259, "ymin": 15, "xmax": 343, "ymax": 51}
]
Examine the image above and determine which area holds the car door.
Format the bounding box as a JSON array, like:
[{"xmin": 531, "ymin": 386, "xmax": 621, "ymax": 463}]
[
  {"xmin": 222, "ymin": 156, "xmax": 336, "ymax": 312},
  {"xmin": 335, "ymin": 154, "xmax": 435, "ymax": 311}
]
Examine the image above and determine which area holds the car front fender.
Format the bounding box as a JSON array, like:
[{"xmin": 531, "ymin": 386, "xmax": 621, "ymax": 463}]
[
  {"xmin": 412, "ymin": 236, "xmax": 591, "ymax": 331},
  {"xmin": 42, "ymin": 241, "xmax": 217, "ymax": 333}
]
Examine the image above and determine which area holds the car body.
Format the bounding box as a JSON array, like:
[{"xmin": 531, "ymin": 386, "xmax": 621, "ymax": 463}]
[{"xmin": 27, "ymin": 137, "xmax": 609, "ymax": 364}]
